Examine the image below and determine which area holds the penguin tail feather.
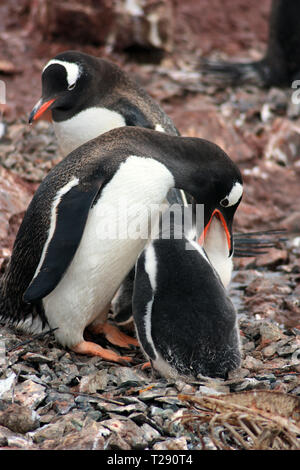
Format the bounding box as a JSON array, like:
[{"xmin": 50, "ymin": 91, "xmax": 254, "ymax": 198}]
[
  {"xmin": 233, "ymin": 229, "xmax": 287, "ymax": 258},
  {"xmin": 200, "ymin": 58, "xmax": 268, "ymax": 87}
]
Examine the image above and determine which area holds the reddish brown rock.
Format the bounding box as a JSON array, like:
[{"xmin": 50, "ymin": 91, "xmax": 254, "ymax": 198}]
[
  {"xmin": 26, "ymin": 0, "xmax": 174, "ymax": 52},
  {"xmin": 281, "ymin": 212, "xmax": 300, "ymax": 233},
  {"xmin": 254, "ymin": 247, "xmax": 288, "ymax": 268},
  {"xmin": 265, "ymin": 118, "xmax": 300, "ymax": 167},
  {"xmin": 171, "ymin": 96, "xmax": 254, "ymax": 164}
]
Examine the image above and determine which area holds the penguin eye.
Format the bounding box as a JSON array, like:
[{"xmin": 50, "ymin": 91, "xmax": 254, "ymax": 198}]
[
  {"xmin": 68, "ymin": 83, "xmax": 76, "ymax": 91},
  {"xmin": 220, "ymin": 197, "xmax": 229, "ymax": 207}
]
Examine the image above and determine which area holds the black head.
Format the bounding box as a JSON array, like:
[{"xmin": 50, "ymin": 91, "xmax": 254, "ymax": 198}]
[
  {"xmin": 162, "ymin": 135, "xmax": 243, "ymax": 257},
  {"xmin": 198, "ymin": 178, "xmax": 243, "ymax": 257},
  {"xmin": 28, "ymin": 51, "xmax": 101, "ymax": 123}
]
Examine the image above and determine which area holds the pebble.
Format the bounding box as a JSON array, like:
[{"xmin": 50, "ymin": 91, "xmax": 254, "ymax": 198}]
[
  {"xmin": 0, "ymin": 404, "xmax": 40, "ymax": 433},
  {"xmin": 140, "ymin": 423, "xmax": 161, "ymax": 442},
  {"xmin": 2, "ymin": 379, "xmax": 46, "ymax": 409},
  {"xmin": 152, "ymin": 437, "xmax": 188, "ymax": 450},
  {"xmin": 243, "ymin": 355, "xmax": 265, "ymax": 370},
  {"xmin": 30, "ymin": 421, "xmax": 65, "ymax": 444},
  {"xmin": 101, "ymin": 418, "xmax": 147, "ymax": 449},
  {"xmin": 259, "ymin": 322, "xmax": 284, "ymax": 343},
  {"xmin": 78, "ymin": 369, "xmax": 108, "ymax": 393}
]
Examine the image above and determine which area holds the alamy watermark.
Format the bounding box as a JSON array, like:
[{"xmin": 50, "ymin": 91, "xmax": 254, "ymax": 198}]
[
  {"xmin": 92, "ymin": 202, "xmax": 204, "ymax": 244},
  {"xmin": 291, "ymin": 80, "xmax": 300, "ymax": 104},
  {"xmin": 0, "ymin": 80, "xmax": 6, "ymax": 105}
]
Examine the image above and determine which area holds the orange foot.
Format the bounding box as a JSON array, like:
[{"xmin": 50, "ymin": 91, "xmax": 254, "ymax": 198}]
[
  {"xmin": 71, "ymin": 340, "xmax": 132, "ymax": 364},
  {"xmin": 91, "ymin": 322, "xmax": 139, "ymax": 349},
  {"xmin": 141, "ymin": 361, "xmax": 151, "ymax": 370}
]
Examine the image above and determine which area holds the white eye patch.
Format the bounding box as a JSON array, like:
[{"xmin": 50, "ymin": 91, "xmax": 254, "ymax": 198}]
[
  {"xmin": 43, "ymin": 59, "xmax": 81, "ymax": 88},
  {"xmin": 221, "ymin": 181, "xmax": 243, "ymax": 207}
]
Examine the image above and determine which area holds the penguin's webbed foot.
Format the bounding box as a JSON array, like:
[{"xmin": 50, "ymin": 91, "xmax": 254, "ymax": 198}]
[
  {"xmin": 90, "ymin": 322, "xmax": 139, "ymax": 348},
  {"xmin": 140, "ymin": 361, "xmax": 151, "ymax": 370},
  {"xmin": 71, "ymin": 340, "xmax": 132, "ymax": 364}
]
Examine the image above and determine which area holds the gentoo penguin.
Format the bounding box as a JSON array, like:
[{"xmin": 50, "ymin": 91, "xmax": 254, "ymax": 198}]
[
  {"xmin": 132, "ymin": 214, "xmax": 241, "ymax": 379},
  {"xmin": 201, "ymin": 0, "xmax": 300, "ymax": 87},
  {"xmin": 28, "ymin": 50, "xmax": 189, "ymax": 329},
  {"xmin": 0, "ymin": 127, "xmax": 242, "ymax": 362},
  {"xmin": 28, "ymin": 50, "xmax": 258, "ymax": 327},
  {"xmin": 28, "ymin": 50, "xmax": 180, "ymax": 154}
]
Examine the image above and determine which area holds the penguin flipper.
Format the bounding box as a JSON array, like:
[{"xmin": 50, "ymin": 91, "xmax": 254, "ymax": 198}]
[{"xmin": 24, "ymin": 178, "xmax": 104, "ymax": 303}]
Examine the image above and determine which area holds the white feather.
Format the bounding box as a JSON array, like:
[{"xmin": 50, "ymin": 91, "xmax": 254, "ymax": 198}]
[
  {"xmin": 203, "ymin": 217, "xmax": 233, "ymax": 288},
  {"xmin": 42, "ymin": 156, "xmax": 174, "ymax": 347},
  {"xmin": 53, "ymin": 107, "xmax": 126, "ymax": 156},
  {"xmin": 43, "ymin": 59, "xmax": 81, "ymax": 87},
  {"xmin": 226, "ymin": 182, "xmax": 243, "ymax": 207}
]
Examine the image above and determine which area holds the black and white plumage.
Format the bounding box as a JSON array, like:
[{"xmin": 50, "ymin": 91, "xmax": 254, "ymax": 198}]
[
  {"xmin": 28, "ymin": 50, "xmax": 189, "ymax": 327},
  {"xmin": 0, "ymin": 127, "xmax": 242, "ymax": 361},
  {"xmin": 133, "ymin": 228, "xmax": 241, "ymax": 379},
  {"xmin": 28, "ymin": 50, "xmax": 262, "ymax": 326}
]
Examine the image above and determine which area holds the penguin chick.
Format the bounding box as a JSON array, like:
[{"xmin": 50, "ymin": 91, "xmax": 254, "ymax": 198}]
[{"xmin": 133, "ymin": 231, "xmax": 241, "ymax": 379}]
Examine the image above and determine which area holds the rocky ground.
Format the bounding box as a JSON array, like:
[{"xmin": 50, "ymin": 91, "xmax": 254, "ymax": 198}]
[{"xmin": 0, "ymin": 0, "xmax": 299, "ymax": 451}]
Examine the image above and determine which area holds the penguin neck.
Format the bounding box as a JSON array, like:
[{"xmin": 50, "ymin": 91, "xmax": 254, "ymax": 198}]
[
  {"xmin": 203, "ymin": 217, "xmax": 233, "ymax": 288},
  {"xmin": 124, "ymin": 131, "xmax": 225, "ymax": 199}
]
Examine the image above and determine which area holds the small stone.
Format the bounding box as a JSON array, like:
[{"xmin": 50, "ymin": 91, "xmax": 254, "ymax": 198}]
[
  {"xmin": 0, "ymin": 425, "xmax": 36, "ymax": 449},
  {"xmin": 232, "ymin": 378, "xmax": 261, "ymax": 392},
  {"xmin": 0, "ymin": 435, "xmax": 8, "ymax": 447},
  {"xmin": 96, "ymin": 398, "xmax": 147, "ymax": 415},
  {"xmin": 243, "ymin": 355, "xmax": 264, "ymax": 371},
  {"xmin": 107, "ymin": 433, "xmax": 131, "ymax": 450},
  {"xmin": 174, "ymin": 380, "xmax": 195, "ymax": 394},
  {"xmin": 78, "ymin": 369, "xmax": 108, "ymax": 393},
  {"xmin": 22, "ymin": 352, "xmax": 54, "ymax": 364},
  {"xmin": 272, "ymin": 381, "xmax": 289, "ymax": 393},
  {"xmin": 52, "ymin": 399, "xmax": 74, "ymax": 415},
  {"xmin": 256, "ymin": 373, "xmax": 276, "ymax": 382},
  {"xmin": 30, "ymin": 421, "xmax": 65, "ymax": 444},
  {"xmin": 276, "ymin": 343, "xmax": 299, "ymax": 357},
  {"xmin": 112, "ymin": 367, "xmax": 146, "ymax": 386},
  {"xmin": 150, "ymin": 406, "xmax": 166, "ymax": 417},
  {"xmin": 155, "ymin": 396, "xmax": 182, "ymax": 406},
  {"xmin": 198, "ymin": 386, "xmax": 226, "ymax": 396},
  {"xmin": 262, "ymin": 343, "xmax": 278, "ymax": 358},
  {"xmin": 243, "ymin": 341, "xmax": 256, "ymax": 352},
  {"xmin": 152, "ymin": 437, "xmax": 188, "ymax": 450},
  {"xmin": 40, "ymin": 412, "xmax": 56, "ymax": 425},
  {"xmin": 138, "ymin": 387, "xmax": 166, "ymax": 401},
  {"xmin": 12, "ymin": 363, "xmax": 38, "ymax": 376},
  {"xmin": 3, "ymin": 379, "xmax": 46, "ymax": 409},
  {"xmin": 101, "ymin": 418, "xmax": 147, "ymax": 449},
  {"xmin": 141, "ymin": 423, "xmax": 161, "ymax": 442},
  {"xmin": 227, "ymin": 368, "xmax": 249, "ymax": 380},
  {"xmin": 259, "ymin": 322, "xmax": 283, "ymax": 344},
  {"xmin": 86, "ymin": 410, "xmax": 102, "ymax": 422},
  {"xmin": 46, "ymin": 422, "xmax": 108, "ymax": 450},
  {"xmin": 0, "ymin": 404, "xmax": 40, "ymax": 433},
  {"xmin": 0, "ymin": 372, "xmax": 16, "ymax": 398}
]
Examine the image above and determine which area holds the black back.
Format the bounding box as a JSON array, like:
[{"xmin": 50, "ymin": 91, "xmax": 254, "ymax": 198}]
[{"xmin": 133, "ymin": 236, "xmax": 241, "ymax": 379}]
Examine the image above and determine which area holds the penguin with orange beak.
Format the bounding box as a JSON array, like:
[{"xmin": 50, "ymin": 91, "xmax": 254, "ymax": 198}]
[
  {"xmin": 0, "ymin": 127, "xmax": 242, "ymax": 363},
  {"xmin": 132, "ymin": 189, "xmax": 242, "ymax": 379}
]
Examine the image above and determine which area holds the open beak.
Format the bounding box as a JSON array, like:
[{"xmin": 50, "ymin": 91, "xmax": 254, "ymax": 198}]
[
  {"xmin": 28, "ymin": 98, "xmax": 56, "ymax": 124},
  {"xmin": 198, "ymin": 209, "xmax": 232, "ymax": 254}
]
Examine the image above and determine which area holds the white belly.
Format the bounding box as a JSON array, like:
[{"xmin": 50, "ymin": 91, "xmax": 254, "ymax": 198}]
[
  {"xmin": 42, "ymin": 156, "xmax": 174, "ymax": 347},
  {"xmin": 53, "ymin": 107, "xmax": 126, "ymax": 156},
  {"xmin": 203, "ymin": 217, "xmax": 233, "ymax": 288}
]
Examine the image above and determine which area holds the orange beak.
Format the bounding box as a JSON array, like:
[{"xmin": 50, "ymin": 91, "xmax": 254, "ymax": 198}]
[
  {"xmin": 198, "ymin": 209, "xmax": 231, "ymax": 252},
  {"xmin": 29, "ymin": 98, "xmax": 56, "ymax": 123}
]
